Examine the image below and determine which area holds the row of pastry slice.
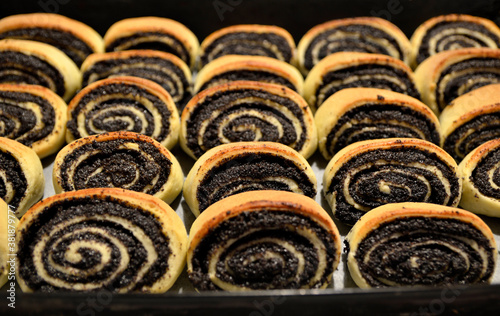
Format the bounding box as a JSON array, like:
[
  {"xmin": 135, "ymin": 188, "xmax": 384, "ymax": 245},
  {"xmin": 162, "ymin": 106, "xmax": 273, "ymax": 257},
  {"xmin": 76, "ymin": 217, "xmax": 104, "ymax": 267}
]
[
  {"xmin": 3, "ymin": 12, "xmax": 499, "ymax": 72},
  {"xmin": 4, "ymin": 188, "xmax": 497, "ymax": 292}
]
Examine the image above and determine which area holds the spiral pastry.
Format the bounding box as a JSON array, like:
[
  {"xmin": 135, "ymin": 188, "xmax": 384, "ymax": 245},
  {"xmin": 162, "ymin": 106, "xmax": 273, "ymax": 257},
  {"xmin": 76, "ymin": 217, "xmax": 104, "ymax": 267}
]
[
  {"xmin": 323, "ymin": 138, "xmax": 461, "ymax": 225},
  {"xmin": 104, "ymin": 17, "xmax": 199, "ymax": 69},
  {"xmin": 297, "ymin": 17, "xmax": 411, "ymax": 75},
  {"xmin": 414, "ymin": 47, "xmax": 500, "ymax": 114},
  {"xmin": 183, "ymin": 142, "xmax": 317, "ymax": 216},
  {"xmin": 0, "ymin": 84, "xmax": 67, "ymax": 158},
  {"xmin": 194, "ymin": 55, "xmax": 304, "ymax": 95},
  {"xmin": 0, "ymin": 39, "xmax": 81, "ymax": 102},
  {"xmin": 180, "ymin": 81, "xmax": 317, "ymax": 159},
  {"xmin": 187, "ymin": 190, "xmax": 341, "ymax": 291},
  {"xmin": 0, "ymin": 137, "xmax": 44, "ymax": 218},
  {"xmin": 440, "ymin": 84, "xmax": 500, "ymax": 161},
  {"xmin": 81, "ymin": 50, "xmax": 192, "ymax": 109},
  {"xmin": 304, "ymin": 52, "xmax": 420, "ymax": 112},
  {"xmin": 1, "ymin": 198, "xmax": 19, "ymax": 288},
  {"xmin": 16, "ymin": 188, "xmax": 188, "ymax": 293},
  {"xmin": 53, "ymin": 132, "xmax": 183, "ymax": 204},
  {"xmin": 346, "ymin": 203, "xmax": 497, "ymax": 288},
  {"xmin": 315, "ymin": 88, "xmax": 441, "ymax": 160},
  {"xmin": 199, "ymin": 24, "xmax": 296, "ymax": 68},
  {"xmin": 66, "ymin": 76, "xmax": 180, "ymax": 150},
  {"xmin": 458, "ymin": 138, "xmax": 500, "ymax": 217},
  {"xmin": 410, "ymin": 14, "xmax": 500, "ymax": 68},
  {"xmin": 0, "ymin": 13, "xmax": 104, "ymax": 67}
]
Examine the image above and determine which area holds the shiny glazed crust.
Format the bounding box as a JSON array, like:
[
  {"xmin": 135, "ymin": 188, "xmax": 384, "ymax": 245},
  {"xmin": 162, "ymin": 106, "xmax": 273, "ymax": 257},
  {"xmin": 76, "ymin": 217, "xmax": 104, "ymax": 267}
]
[
  {"xmin": 0, "ymin": 84, "xmax": 68, "ymax": 159},
  {"xmin": 303, "ymin": 52, "xmax": 417, "ymax": 112},
  {"xmin": 16, "ymin": 188, "xmax": 188, "ymax": 293},
  {"xmin": 180, "ymin": 80, "xmax": 317, "ymax": 159},
  {"xmin": 66, "ymin": 76, "xmax": 180, "ymax": 149},
  {"xmin": 187, "ymin": 190, "xmax": 341, "ymax": 291},
  {"xmin": 458, "ymin": 138, "xmax": 500, "ymax": 217},
  {"xmin": 0, "ymin": 39, "xmax": 81, "ymax": 102},
  {"xmin": 194, "ymin": 54, "xmax": 304, "ymax": 95},
  {"xmin": 0, "ymin": 13, "xmax": 104, "ymax": 55},
  {"xmin": 346, "ymin": 202, "xmax": 497, "ymax": 288},
  {"xmin": 103, "ymin": 17, "xmax": 199, "ymax": 69},
  {"xmin": 199, "ymin": 24, "xmax": 297, "ymax": 67},
  {"xmin": 53, "ymin": 131, "xmax": 183, "ymax": 204},
  {"xmin": 0, "ymin": 198, "xmax": 19, "ymax": 288},
  {"xmin": 183, "ymin": 141, "xmax": 317, "ymax": 217},
  {"xmin": 0, "ymin": 137, "xmax": 44, "ymax": 218},
  {"xmin": 297, "ymin": 17, "xmax": 411, "ymax": 75},
  {"xmin": 315, "ymin": 87, "xmax": 440, "ymax": 160},
  {"xmin": 414, "ymin": 47, "xmax": 500, "ymax": 115},
  {"xmin": 410, "ymin": 14, "xmax": 500, "ymax": 68}
]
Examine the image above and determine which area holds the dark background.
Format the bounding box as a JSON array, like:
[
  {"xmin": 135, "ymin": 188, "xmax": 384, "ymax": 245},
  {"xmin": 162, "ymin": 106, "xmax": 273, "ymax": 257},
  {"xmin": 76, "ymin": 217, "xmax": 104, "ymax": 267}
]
[{"xmin": 1, "ymin": 0, "xmax": 500, "ymax": 42}]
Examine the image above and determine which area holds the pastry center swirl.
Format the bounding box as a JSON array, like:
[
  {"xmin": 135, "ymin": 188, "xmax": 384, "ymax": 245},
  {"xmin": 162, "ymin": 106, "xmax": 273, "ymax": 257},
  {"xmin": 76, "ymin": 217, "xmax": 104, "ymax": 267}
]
[
  {"xmin": 82, "ymin": 56, "xmax": 190, "ymax": 106},
  {"xmin": 354, "ymin": 217, "xmax": 495, "ymax": 287},
  {"xmin": 0, "ymin": 51, "xmax": 66, "ymax": 97},
  {"xmin": 471, "ymin": 146, "xmax": 500, "ymax": 199},
  {"xmin": 315, "ymin": 65, "xmax": 420, "ymax": 109},
  {"xmin": 189, "ymin": 210, "xmax": 337, "ymax": 291},
  {"xmin": 106, "ymin": 32, "xmax": 192, "ymax": 66},
  {"xmin": 0, "ymin": 27, "xmax": 95, "ymax": 66},
  {"xmin": 17, "ymin": 198, "xmax": 171, "ymax": 292},
  {"xmin": 417, "ymin": 22, "xmax": 500, "ymax": 64},
  {"xmin": 443, "ymin": 112, "xmax": 500, "ymax": 161},
  {"xmin": 327, "ymin": 148, "xmax": 460, "ymax": 225},
  {"xmin": 67, "ymin": 83, "xmax": 172, "ymax": 142},
  {"xmin": 0, "ymin": 150, "xmax": 27, "ymax": 211},
  {"xmin": 186, "ymin": 89, "xmax": 308, "ymax": 158},
  {"xmin": 196, "ymin": 153, "xmax": 316, "ymax": 213},
  {"xmin": 201, "ymin": 32, "xmax": 293, "ymax": 66},
  {"xmin": 325, "ymin": 103, "xmax": 440, "ymax": 156},
  {"xmin": 304, "ymin": 24, "xmax": 404, "ymax": 71},
  {"xmin": 58, "ymin": 139, "xmax": 172, "ymax": 194},
  {"xmin": 0, "ymin": 90, "xmax": 56, "ymax": 146},
  {"xmin": 436, "ymin": 57, "xmax": 500, "ymax": 111}
]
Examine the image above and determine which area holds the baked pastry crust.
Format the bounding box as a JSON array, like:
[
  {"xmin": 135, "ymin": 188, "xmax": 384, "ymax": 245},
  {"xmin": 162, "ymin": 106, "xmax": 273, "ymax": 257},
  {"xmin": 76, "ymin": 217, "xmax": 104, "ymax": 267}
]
[
  {"xmin": 297, "ymin": 17, "xmax": 411, "ymax": 75},
  {"xmin": 346, "ymin": 202, "xmax": 497, "ymax": 288},
  {"xmin": 187, "ymin": 190, "xmax": 341, "ymax": 291},
  {"xmin": 0, "ymin": 83, "xmax": 67, "ymax": 159},
  {"xmin": 410, "ymin": 14, "xmax": 500, "ymax": 68},
  {"xmin": 0, "ymin": 137, "xmax": 44, "ymax": 218},
  {"xmin": 315, "ymin": 87, "xmax": 441, "ymax": 160},
  {"xmin": 323, "ymin": 138, "xmax": 462, "ymax": 225},
  {"xmin": 0, "ymin": 39, "xmax": 81, "ymax": 102},
  {"xmin": 66, "ymin": 76, "xmax": 180, "ymax": 149},
  {"xmin": 440, "ymin": 83, "xmax": 500, "ymax": 161},
  {"xmin": 183, "ymin": 141, "xmax": 317, "ymax": 217},
  {"xmin": 199, "ymin": 24, "xmax": 297, "ymax": 68},
  {"xmin": 0, "ymin": 13, "xmax": 104, "ymax": 66},
  {"xmin": 304, "ymin": 52, "xmax": 419, "ymax": 112},
  {"xmin": 53, "ymin": 131, "xmax": 183, "ymax": 204},
  {"xmin": 81, "ymin": 49, "xmax": 192, "ymax": 108},
  {"xmin": 0, "ymin": 198, "xmax": 19, "ymax": 288},
  {"xmin": 414, "ymin": 47, "xmax": 500, "ymax": 114},
  {"xmin": 194, "ymin": 54, "xmax": 304, "ymax": 95},
  {"xmin": 180, "ymin": 80, "xmax": 317, "ymax": 159},
  {"xmin": 104, "ymin": 16, "xmax": 199, "ymax": 69},
  {"xmin": 458, "ymin": 138, "xmax": 500, "ymax": 217},
  {"xmin": 16, "ymin": 188, "xmax": 188, "ymax": 293}
]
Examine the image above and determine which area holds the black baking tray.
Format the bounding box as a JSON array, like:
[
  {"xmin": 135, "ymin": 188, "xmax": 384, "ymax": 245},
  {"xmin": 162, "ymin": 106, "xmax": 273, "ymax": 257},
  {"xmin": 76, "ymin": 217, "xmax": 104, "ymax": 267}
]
[{"xmin": 1, "ymin": 0, "xmax": 500, "ymax": 315}]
